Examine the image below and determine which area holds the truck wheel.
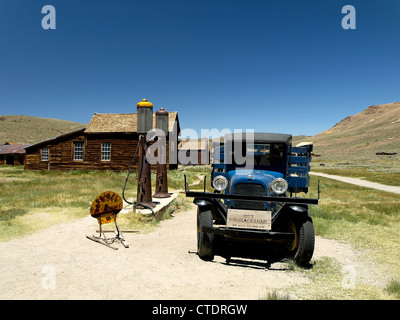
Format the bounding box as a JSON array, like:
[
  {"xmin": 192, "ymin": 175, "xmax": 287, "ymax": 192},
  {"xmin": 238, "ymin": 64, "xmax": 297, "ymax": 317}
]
[
  {"xmin": 286, "ymin": 217, "xmax": 315, "ymax": 267},
  {"xmin": 197, "ymin": 207, "xmax": 214, "ymax": 261}
]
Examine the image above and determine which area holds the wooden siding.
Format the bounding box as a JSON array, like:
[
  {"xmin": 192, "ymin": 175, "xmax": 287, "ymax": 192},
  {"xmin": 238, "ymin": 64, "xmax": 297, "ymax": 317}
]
[{"xmin": 25, "ymin": 132, "xmax": 176, "ymax": 171}]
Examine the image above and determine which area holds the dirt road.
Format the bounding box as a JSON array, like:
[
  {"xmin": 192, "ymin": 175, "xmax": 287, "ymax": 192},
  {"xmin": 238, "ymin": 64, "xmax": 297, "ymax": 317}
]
[
  {"xmin": 0, "ymin": 200, "xmax": 385, "ymax": 300},
  {"xmin": 310, "ymin": 172, "xmax": 400, "ymax": 194}
]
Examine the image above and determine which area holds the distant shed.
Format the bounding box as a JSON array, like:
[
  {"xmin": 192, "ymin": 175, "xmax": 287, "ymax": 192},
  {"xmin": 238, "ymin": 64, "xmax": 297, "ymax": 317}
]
[
  {"xmin": 0, "ymin": 143, "xmax": 28, "ymax": 166},
  {"xmin": 178, "ymin": 138, "xmax": 209, "ymax": 165}
]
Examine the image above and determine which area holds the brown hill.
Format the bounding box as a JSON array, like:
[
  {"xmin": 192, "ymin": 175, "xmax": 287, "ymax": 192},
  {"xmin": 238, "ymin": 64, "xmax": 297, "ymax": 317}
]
[
  {"xmin": 308, "ymin": 102, "xmax": 400, "ymax": 161},
  {"xmin": 0, "ymin": 115, "xmax": 86, "ymax": 145}
]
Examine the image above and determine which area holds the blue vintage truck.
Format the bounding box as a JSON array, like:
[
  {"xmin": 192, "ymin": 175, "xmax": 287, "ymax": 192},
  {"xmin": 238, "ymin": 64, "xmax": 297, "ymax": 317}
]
[{"xmin": 185, "ymin": 132, "xmax": 318, "ymax": 267}]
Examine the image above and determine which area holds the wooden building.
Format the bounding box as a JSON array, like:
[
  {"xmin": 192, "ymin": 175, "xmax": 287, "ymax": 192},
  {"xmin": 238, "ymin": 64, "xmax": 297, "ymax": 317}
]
[
  {"xmin": 178, "ymin": 138, "xmax": 210, "ymax": 165},
  {"xmin": 0, "ymin": 143, "xmax": 28, "ymax": 166},
  {"xmin": 24, "ymin": 112, "xmax": 180, "ymax": 171}
]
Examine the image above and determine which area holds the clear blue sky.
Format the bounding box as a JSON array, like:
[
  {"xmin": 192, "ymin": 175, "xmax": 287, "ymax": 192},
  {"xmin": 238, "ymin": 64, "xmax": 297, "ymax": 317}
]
[{"xmin": 0, "ymin": 0, "xmax": 399, "ymax": 137}]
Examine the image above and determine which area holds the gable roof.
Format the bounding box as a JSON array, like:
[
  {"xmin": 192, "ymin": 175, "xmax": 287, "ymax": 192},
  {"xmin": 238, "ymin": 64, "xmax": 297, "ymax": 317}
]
[{"xmin": 84, "ymin": 112, "xmax": 180, "ymax": 134}]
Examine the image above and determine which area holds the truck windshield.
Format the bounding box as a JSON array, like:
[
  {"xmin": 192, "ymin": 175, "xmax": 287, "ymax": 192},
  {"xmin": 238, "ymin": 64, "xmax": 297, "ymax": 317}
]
[
  {"xmin": 226, "ymin": 142, "xmax": 286, "ymax": 168},
  {"xmin": 247, "ymin": 143, "xmax": 285, "ymax": 166}
]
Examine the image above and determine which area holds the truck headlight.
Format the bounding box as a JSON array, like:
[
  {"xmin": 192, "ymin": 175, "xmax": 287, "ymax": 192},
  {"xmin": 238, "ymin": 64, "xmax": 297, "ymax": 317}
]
[
  {"xmin": 270, "ymin": 178, "xmax": 288, "ymax": 195},
  {"xmin": 212, "ymin": 175, "xmax": 228, "ymax": 192}
]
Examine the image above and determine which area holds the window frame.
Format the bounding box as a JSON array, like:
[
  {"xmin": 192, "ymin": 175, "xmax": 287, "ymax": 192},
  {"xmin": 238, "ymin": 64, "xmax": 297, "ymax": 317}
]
[
  {"xmin": 101, "ymin": 143, "xmax": 111, "ymax": 161},
  {"xmin": 73, "ymin": 142, "xmax": 84, "ymax": 161},
  {"xmin": 41, "ymin": 148, "xmax": 49, "ymax": 161}
]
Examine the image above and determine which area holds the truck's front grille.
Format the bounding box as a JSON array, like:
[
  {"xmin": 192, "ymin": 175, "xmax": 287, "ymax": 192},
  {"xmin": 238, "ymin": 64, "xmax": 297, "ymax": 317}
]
[{"xmin": 233, "ymin": 183, "xmax": 266, "ymax": 209}]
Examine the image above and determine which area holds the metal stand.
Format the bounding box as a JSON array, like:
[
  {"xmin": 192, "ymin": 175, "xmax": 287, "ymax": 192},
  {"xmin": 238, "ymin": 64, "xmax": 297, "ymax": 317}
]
[{"xmin": 86, "ymin": 213, "xmax": 129, "ymax": 250}]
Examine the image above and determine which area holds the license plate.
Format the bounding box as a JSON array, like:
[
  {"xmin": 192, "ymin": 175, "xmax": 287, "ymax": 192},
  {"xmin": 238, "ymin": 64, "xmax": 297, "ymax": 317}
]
[{"xmin": 227, "ymin": 209, "xmax": 271, "ymax": 230}]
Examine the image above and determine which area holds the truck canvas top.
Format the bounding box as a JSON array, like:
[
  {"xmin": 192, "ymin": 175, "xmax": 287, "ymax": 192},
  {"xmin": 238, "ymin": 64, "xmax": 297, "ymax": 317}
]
[{"xmin": 224, "ymin": 132, "xmax": 292, "ymax": 144}]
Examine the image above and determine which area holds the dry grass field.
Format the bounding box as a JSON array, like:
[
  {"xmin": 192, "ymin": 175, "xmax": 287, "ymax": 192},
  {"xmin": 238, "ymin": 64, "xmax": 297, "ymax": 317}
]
[
  {"xmin": 311, "ymin": 160, "xmax": 400, "ymax": 187},
  {"xmin": 0, "ymin": 115, "xmax": 85, "ymax": 144}
]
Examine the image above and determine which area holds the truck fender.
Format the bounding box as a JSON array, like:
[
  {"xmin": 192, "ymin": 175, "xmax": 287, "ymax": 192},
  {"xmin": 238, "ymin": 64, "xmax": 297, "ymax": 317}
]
[
  {"xmin": 288, "ymin": 204, "xmax": 308, "ymax": 213},
  {"xmin": 193, "ymin": 198, "xmax": 213, "ymax": 208},
  {"xmin": 287, "ymin": 204, "xmax": 312, "ymax": 221},
  {"xmin": 274, "ymin": 204, "xmax": 310, "ymax": 225}
]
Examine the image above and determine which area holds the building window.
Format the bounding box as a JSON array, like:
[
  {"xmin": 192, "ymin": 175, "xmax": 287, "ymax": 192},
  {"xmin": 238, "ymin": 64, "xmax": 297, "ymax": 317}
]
[
  {"xmin": 74, "ymin": 142, "xmax": 84, "ymax": 160},
  {"xmin": 41, "ymin": 148, "xmax": 49, "ymax": 161},
  {"xmin": 101, "ymin": 143, "xmax": 111, "ymax": 161}
]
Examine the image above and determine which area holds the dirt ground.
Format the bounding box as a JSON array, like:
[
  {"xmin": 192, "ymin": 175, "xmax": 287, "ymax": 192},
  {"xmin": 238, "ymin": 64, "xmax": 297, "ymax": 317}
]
[{"xmin": 0, "ymin": 199, "xmax": 387, "ymax": 300}]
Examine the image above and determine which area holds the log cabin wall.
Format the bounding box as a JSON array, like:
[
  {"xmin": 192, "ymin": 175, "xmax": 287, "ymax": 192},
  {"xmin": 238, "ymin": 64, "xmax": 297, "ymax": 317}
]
[
  {"xmin": 24, "ymin": 130, "xmax": 86, "ymax": 171},
  {"xmin": 25, "ymin": 131, "xmax": 174, "ymax": 171},
  {"xmin": 84, "ymin": 133, "xmax": 142, "ymax": 171},
  {"xmin": 84, "ymin": 133, "xmax": 172, "ymax": 171}
]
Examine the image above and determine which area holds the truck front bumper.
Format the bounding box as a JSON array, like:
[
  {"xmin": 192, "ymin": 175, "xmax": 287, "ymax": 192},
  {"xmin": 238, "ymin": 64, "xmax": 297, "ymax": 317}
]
[{"xmin": 202, "ymin": 226, "xmax": 294, "ymax": 241}]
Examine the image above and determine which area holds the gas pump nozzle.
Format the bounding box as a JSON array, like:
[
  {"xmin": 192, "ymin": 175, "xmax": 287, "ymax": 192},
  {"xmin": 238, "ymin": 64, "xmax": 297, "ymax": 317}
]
[{"xmin": 145, "ymin": 135, "xmax": 158, "ymax": 145}]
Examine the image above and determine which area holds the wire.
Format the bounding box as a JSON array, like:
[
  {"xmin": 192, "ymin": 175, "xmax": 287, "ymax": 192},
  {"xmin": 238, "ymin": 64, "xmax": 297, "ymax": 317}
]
[{"xmin": 122, "ymin": 135, "xmax": 142, "ymax": 205}]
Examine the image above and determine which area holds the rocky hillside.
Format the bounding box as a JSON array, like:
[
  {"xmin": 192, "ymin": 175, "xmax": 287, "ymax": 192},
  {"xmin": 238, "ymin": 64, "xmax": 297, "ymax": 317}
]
[{"xmin": 305, "ymin": 102, "xmax": 400, "ymax": 161}]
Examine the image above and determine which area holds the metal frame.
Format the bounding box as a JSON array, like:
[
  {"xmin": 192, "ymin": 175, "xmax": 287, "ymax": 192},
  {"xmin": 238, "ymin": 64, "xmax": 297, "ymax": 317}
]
[{"xmin": 86, "ymin": 213, "xmax": 129, "ymax": 250}]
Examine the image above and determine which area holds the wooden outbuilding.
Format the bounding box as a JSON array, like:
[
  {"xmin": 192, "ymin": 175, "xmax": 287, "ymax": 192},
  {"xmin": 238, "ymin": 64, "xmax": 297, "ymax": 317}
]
[
  {"xmin": 24, "ymin": 112, "xmax": 180, "ymax": 171},
  {"xmin": 0, "ymin": 143, "xmax": 28, "ymax": 166}
]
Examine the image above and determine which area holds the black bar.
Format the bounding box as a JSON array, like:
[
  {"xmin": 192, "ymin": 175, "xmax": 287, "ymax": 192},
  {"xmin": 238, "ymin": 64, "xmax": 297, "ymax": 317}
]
[
  {"xmin": 202, "ymin": 226, "xmax": 295, "ymax": 240},
  {"xmin": 186, "ymin": 190, "xmax": 318, "ymax": 205}
]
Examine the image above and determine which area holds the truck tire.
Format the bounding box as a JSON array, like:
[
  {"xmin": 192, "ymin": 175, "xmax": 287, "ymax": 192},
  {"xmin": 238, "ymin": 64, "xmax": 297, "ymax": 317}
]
[
  {"xmin": 197, "ymin": 207, "xmax": 214, "ymax": 261},
  {"xmin": 294, "ymin": 219, "xmax": 315, "ymax": 267},
  {"xmin": 285, "ymin": 217, "xmax": 315, "ymax": 267}
]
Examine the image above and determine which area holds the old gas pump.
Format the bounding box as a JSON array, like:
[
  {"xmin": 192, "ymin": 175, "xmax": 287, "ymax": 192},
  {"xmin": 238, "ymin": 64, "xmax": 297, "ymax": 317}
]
[
  {"xmin": 153, "ymin": 108, "xmax": 170, "ymax": 198},
  {"xmin": 87, "ymin": 98, "xmax": 161, "ymax": 249},
  {"xmin": 136, "ymin": 99, "xmax": 156, "ymax": 208}
]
